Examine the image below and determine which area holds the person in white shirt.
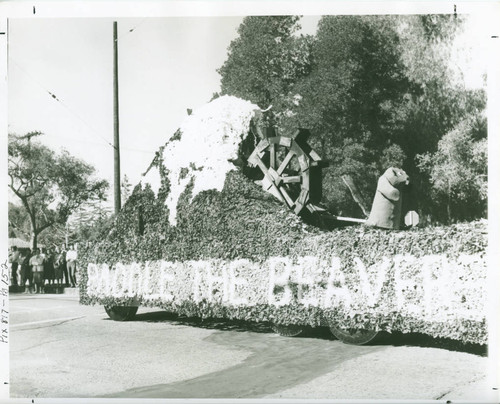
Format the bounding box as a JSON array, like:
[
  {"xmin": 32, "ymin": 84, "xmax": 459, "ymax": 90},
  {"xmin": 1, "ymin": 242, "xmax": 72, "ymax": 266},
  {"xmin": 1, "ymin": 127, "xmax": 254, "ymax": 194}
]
[
  {"xmin": 29, "ymin": 248, "xmax": 45, "ymax": 294},
  {"xmin": 66, "ymin": 244, "xmax": 78, "ymax": 288}
]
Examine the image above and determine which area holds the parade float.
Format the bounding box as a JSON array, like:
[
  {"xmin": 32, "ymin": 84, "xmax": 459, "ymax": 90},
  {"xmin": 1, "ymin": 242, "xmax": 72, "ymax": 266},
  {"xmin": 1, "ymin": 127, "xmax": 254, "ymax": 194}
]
[{"xmin": 79, "ymin": 96, "xmax": 488, "ymax": 345}]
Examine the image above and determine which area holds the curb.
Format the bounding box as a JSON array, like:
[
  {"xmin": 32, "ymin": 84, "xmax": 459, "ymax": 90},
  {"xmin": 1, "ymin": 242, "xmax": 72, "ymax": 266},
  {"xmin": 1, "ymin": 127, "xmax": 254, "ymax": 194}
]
[{"xmin": 9, "ymin": 285, "xmax": 80, "ymax": 296}]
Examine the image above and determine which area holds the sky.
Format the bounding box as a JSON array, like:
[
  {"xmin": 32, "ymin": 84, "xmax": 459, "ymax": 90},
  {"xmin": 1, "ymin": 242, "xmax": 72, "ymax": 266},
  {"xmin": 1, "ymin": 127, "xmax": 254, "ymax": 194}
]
[
  {"xmin": 7, "ymin": 16, "xmax": 259, "ymax": 188},
  {"xmin": 6, "ymin": 14, "xmax": 321, "ymax": 193},
  {"xmin": 4, "ymin": 3, "xmax": 497, "ymax": 208}
]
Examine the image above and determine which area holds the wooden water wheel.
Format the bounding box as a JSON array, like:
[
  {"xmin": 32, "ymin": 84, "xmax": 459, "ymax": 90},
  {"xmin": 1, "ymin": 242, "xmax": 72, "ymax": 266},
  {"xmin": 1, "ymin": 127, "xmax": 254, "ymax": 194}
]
[{"xmin": 247, "ymin": 129, "xmax": 324, "ymax": 215}]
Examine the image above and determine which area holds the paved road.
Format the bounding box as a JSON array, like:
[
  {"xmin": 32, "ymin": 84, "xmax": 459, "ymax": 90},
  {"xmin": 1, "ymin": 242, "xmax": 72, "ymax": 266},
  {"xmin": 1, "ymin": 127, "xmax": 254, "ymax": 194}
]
[{"xmin": 8, "ymin": 294, "xmax": 497, "ymax": 401}]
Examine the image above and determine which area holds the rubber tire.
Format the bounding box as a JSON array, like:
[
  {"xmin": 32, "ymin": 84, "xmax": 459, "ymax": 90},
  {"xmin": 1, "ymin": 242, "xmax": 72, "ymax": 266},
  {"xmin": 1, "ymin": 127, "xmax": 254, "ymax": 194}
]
[
  {"xmin": 329, "ymin": 323, "xmax": 379, "ymax": 345},
  {"xmin": 271, "ymin": 323, "xmax": 304, "ymax": 337},
  {"xmin": 105, "ymin": 306, "xmax": 138, "ymax": 321}
]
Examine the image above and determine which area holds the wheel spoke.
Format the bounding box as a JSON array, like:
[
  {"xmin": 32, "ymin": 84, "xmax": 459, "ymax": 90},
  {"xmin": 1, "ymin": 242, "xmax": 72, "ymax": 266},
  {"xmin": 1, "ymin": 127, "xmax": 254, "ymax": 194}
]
[
  {"xmin": 282, "ymin": 175, "xmax": 301, "ymax": 184},
  {"xmin": 277, "ymin": 150, "xmax": 295, "ymax": 175},
  {"xmin": 269, "ymin": 143, "xmax": 276, "ymax": 169},
  {"xmin": 279, "ymin": 187, "xmax": 295, "ymax": 208},
  {"xmin": 250, "ymin": 132, "xmax": 322, "ymax": 215}
]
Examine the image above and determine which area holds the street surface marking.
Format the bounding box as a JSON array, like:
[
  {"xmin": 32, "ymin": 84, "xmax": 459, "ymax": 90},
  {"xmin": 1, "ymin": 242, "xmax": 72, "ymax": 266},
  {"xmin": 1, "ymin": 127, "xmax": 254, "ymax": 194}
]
[
  {"xmin": 10, "ymin": 305, "xmax": 71, "ymax": 312},
  {"xmin": 11, "ymin": 316, "xmax": 86, "ymax": 328}
]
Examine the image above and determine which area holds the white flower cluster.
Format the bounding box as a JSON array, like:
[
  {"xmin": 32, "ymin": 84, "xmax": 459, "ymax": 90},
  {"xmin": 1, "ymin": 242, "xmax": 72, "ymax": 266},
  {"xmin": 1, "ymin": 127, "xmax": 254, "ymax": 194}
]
[
  {"xmin": 142, "ymin": 95, "xmax": 260, "ymax": 225},
  {"xmin": 86, "ymin": 253, "xmax": 486, "ymax": 322},
  {"xmin": 292, "ymin": 93, "xmax": 302, "ymax": 106}
]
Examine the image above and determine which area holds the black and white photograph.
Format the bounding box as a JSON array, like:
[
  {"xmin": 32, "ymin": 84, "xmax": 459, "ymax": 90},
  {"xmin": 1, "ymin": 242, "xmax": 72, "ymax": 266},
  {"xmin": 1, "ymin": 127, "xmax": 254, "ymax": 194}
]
[{"xmin": 1, "ymin": 0, "xmax": 499, "ymax": 402}]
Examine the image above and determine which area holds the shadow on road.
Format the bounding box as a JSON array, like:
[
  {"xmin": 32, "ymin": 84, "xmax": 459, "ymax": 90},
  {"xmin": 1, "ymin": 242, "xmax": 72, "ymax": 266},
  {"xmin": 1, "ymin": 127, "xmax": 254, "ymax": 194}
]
[
  {"xmin": 373, "ymin": 331, "xmax": 487, "ymax": 357},
  {"xmin": 126, "ymin": 310, "xmax": 486, "ymax": 356},
  {"xmin": 129, "ymin": 310, "xmax": 273, "ymax": 334}
]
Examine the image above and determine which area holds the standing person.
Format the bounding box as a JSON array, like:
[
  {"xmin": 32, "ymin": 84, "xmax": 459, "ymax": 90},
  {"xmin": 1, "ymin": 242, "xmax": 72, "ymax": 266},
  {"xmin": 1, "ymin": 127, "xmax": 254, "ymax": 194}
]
[
  {"xmin": 66, "ymin": 244, "xmax": 78, "ymax": 288},
  {"xmin": 60, "ymin": 244, "xmax": 69, "ymax": 287},
  {"xmin": 20, "ymin": 249, "xmax": 32, "ymax": 293},
  {"xmin": 16, "ymin": 248, "xmax": 24, "ymax": 287},
  {"xmin": 8, "ymin": 246, "xmax": 20, "ymax": 286},
  {"xmin": 44, "ymin": 247, "xmax": 56, "ymax": 286},
  {"xmin": 53, "ymin": 246, "xmax": 64, "ymax": 286},
  {"xmin": 40, "ymin": 247, "xmax": 48, "ymax": 288},
  {"xmin": 29, "ymin": 248, "xmax": 45, "ymax": 294}
]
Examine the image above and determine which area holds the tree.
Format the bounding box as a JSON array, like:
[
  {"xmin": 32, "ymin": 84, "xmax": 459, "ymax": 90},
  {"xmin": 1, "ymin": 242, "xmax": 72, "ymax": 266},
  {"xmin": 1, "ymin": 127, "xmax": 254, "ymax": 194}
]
[
  {"xmin": 8, "ymin": 133, "xmax": 109, "ymax": 249},
  {"xmin": 274, "ymin": 15, "xmax": 484, "ymax": 220},
  {"xmin": 394, "ymin": 15, "xmax": 487, "ymax": 221},
  {"xmin": 38, "ymin": 222, "xmax": 67, "ymax": 249},
  {"xmin": 218, "ymin": 15, "xmax": 403, "ymax": 215},
  {"xmin": 218, "ymin": 16, "xmax": 313, "ymax": 123},
  {"xmin": 67, "ymin": 199, "xmax": 113, "ymax": 244},
  {"xmin": 10, "ymin": 201, "xmax": 69, "ymax": 248},
  {"xmin": 218, "ymin": 14, "xmax": 486, "ymax": 222},
  {"xmin": 8, "ymin": 202, "xmax": 31, "ymax": 239},
  {"xmin": 277, "ymin": 15, "xmax": 414, "ymax": 215},
  {"xmin": 416, "ymin": 112, "xmax": 487, "ymax": 222}
]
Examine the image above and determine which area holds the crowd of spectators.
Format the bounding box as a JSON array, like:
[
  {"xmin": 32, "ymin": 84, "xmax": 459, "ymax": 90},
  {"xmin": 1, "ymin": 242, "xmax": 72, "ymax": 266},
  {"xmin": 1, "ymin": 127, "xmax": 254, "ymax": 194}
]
[{"xmin": 8, "ymin": 244, "xmax": 78, "ymax": 293}]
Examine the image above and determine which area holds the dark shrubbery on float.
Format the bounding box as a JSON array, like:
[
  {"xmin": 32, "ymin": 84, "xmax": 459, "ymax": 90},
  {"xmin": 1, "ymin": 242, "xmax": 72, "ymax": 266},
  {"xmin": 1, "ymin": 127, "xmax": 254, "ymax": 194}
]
[{"xmin": 79, "ymin": 169, "xmax": 487, "ymax": 345}]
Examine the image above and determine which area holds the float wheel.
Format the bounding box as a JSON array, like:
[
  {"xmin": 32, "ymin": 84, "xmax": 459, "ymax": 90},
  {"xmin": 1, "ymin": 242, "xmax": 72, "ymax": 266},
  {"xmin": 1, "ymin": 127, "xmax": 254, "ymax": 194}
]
[
  {"xmin": 329, "ymin": 323, "xmax": 379, "ymax": 345},
  {"xmin": 104, "ymin": 306, "xmax": 138, "ymax": 321},
  {"xmin": 271, "ymin": 323, "xmax": 304, "ymax": 337}
]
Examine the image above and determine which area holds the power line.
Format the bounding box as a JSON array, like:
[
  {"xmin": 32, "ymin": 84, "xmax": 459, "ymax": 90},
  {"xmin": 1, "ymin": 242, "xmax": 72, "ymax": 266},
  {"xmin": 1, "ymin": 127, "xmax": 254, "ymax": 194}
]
[
  {"xmin": 42, "ymin": 132, "xmax": 155, "ymax": 154},
  {"xmin": 9, "ymin": 56, "xmax": 115, "ymax": 149},
  {"xmin": 9, "ymin": 56, "xmax": 157, "ymax": 155},
  {"xmin": 8, "ymin": 21, "xmax": 161, "ymax": 156},
  {"xmin": 116, "ymin": 18, "xmax": 148, "ymax": 42}
]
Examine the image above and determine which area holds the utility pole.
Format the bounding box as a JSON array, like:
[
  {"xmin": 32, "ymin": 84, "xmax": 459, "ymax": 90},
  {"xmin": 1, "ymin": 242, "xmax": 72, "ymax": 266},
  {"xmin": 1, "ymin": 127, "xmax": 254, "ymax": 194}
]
[{"xmin": 113, "ymin": 21, "xmax": 121, "ymax": 214}]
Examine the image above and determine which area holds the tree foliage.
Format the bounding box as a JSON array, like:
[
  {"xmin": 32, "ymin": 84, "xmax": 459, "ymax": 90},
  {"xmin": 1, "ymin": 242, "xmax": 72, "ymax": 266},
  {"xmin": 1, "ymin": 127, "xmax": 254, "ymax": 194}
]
[
  {"xmin": 8, "ymin": 133, "xmax": 109, "ymax": 248},
  {"xmin": 284, "ymin": 16, "xmax": 414, "ymax": 215},
  {"xmin": 218, "ymin": 16, "xmax": 313, "ymax": 123},
  {"xmin": 8, "ymin": 202, "xmax": 31, "ymax": 239},
  {"xmin": 217, "ymin": 14, "xmax": 487, "ymax": 223},
  {"xmin": 416, "ymin": 112, "xmax": 487, "ymax": 222},
  {"xmin": 67, "ymin": 200, "xmax": 114, "ymax": 245}
]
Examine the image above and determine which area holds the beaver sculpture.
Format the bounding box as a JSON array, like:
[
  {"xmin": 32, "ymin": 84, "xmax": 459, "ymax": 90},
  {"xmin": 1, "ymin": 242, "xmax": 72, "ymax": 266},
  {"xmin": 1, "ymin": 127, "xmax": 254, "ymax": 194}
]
[{"xmin": 365, "ymin": 167, "xmax": 409, "ymax": 230}]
